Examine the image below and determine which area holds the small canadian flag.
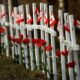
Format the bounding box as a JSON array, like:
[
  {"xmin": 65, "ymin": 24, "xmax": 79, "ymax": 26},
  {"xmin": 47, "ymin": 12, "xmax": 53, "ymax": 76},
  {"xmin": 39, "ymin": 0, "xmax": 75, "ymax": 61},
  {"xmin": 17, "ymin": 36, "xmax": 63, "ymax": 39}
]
[
  {"xmin": 15, "ymin": 14, "xmax": 24, "ymax": 24},
  {"xmin": 63, "ymin": 24, "xmax": 70, "ymax": 32},
  {"xmin": 49, "ymin": 15, "xmax": 57, "ymax": 27},
  {"xmin": 10, "ymin": 10, "xmax": 14, "ymax": 17},
  {"xmin": 44, "ymin": 12, "xmax": 48, "ymax": 24},
  {"xmin": 37, "ymin": 9, "xmax": 43, "ymax": 22},
  {"xmin": 35, "ymin": 6, "xmax": 39, "ymax": 15},
  {"xmin": 57, "ymin": 18, "xmax": 61, "ymax": 31},
  {"xmin": 26, "ymin": 14, "xmax": 32, "ymax": 24},
  {"xmin": 1, "ymin": 10, "xmax": 6, "ymax": 17}
]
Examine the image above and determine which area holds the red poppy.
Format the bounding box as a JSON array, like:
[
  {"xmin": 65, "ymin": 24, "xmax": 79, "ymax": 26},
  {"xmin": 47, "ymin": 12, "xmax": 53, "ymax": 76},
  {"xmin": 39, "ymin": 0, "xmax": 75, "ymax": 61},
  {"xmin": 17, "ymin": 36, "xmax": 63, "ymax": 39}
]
[
  {"xmin": 73, "ymin": 19, "xmax": 77, "ymax": 26},
  {"xmin": 32, "ymin": 38, "xmax": 39, "ymax": 44},
  {"xmin": 44, "ymin": 45, "xmax": 52, "ymax": 51},
  {"xmin": 12, "ymin": 38, "xmax": 21, "ymax": 43},
  {"xmin": 39, "ymin": 39, "xmax": 46, "ymax": 45},
  {"xmin": 7, "ymin": 35, "xmax": 12, "ymax": 40},
  {"xmin": 19, "ymin": 34, "xmax": 23, "ymax": 40},
  {"xmin": 32, "ymin": 38, "xmax": 46, "ymax": 46},
  {"xmin": 61, "ymin": 50, "xmax": 68, "ymax": 56},
  {"xmin": 35, "ymin": 43, "xmax": 43, "ymax": 48},
  {"xmin": 56, "ymin": 50, "xmax": 61, "ymax": 57},
  {"xmin": 0, "ymin": 27, "xmax": 5, "ymax": 33},
  {"xmin": 66, "ymin": 61, "xmax": 75, "ymax": 68},
  {"xmin": 21, "ymin": 38, "xmax": 30, "ymax": 44}
]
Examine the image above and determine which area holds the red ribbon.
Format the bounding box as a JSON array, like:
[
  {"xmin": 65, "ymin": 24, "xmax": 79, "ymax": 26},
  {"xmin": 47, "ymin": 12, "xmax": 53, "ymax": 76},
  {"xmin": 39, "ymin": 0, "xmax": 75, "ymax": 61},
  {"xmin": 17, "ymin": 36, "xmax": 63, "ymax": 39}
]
[
  {"xmin": 0, "ymin": 27, "xmax": 5, "ymax": 33},
  {"xmin": 56, "ymin": 50, "xmax": 61, "ymax": 57},
  {"xmin": 67, "ymin": 61, "xmax": 75, "ymax": 68},
  {"xmin": 44, "ymin": 45, "xmax": 52, "ymax": 51},
  {"xmin": 61, "ymin": 50, "xmax": 68, "ymax": 56},
  {"xmin": 21, "ymin": 38, "xmax": 30, "ymax": 44}
]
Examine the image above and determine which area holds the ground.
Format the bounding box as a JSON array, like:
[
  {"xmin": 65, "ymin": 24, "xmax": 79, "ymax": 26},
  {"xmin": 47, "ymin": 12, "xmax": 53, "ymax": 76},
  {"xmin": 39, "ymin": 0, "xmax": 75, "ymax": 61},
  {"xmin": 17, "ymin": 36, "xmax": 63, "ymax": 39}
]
[{"xmin": 0, "ymin": 54, "xmax": 47, "ymax": 80}]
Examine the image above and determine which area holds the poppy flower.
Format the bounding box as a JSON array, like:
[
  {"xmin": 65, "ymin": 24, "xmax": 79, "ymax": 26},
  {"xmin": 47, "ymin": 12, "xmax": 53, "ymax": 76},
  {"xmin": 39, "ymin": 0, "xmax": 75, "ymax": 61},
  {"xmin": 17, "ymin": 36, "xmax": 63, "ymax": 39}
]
[
  {"xmin": 12, "ymin": 38, "xmax": 21, "ymax": 43},
  {"xmin": 56, "ymin": 50, "xmax": 61, "ymax": 57},
  {"xmin": 19, "ymin": 34, "xmax": 23, "ymax": 40},
  {"xmin": 35, "ymin": 43, "xmax": 43, "ymax": 48},
  {"xmin": 7, "ymin": 35, "xmax": 12, "ymax": 40},
  {"xmin": 61, "ymin": 50, "xmax": 68, "ymax": 56},
  {"xmin": 66, "ymin": 61, "xmax": 75, "ymax": 68},
  {"xmin": 44, "ymin": 45, "xmax": 52, "ymax": 51},
  {"xmin": 73, "ymin": 19, "xmax": 77, "ymax": 26},
  {"xmin": 32, "ymin": 38, "xmax": 40, "ymax": 44},
  {"xmin": 21, "ymin": 38, "xmax": 30, "ymax": 44},
  {"xmin": 32, "ymin": 38, "xmax": 46, "ymax": 46},
  {"xmin": 39, "ymin": 39, "xmax": 46, "ymax": 45},
  {"xmin": 0, "ymin": 27, "xmax": 5, "ymax": 33}
]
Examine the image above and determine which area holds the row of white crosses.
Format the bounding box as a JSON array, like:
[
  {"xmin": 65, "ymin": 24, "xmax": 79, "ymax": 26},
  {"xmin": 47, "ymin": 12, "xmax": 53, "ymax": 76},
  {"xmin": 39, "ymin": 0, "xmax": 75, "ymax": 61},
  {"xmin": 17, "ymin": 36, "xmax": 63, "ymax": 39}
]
[
  {"xmin": 0, "ymin": 4, "xmax": 9, "ymax": 57},
  {"xmin": 0, "ymin": 3, "xmax": 80, "ymax": 80},
  {"xmin": 58, "ymin": 10, "xmax": 80, "ymax": 80},
  {"xmin": 0, "ymin": 3, "xmax": 57, "ymax": 80}
]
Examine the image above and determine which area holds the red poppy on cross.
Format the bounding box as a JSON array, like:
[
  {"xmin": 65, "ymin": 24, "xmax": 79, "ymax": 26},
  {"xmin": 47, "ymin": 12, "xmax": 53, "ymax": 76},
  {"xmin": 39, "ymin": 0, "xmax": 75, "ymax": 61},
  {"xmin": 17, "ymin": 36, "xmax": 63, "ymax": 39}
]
[
  {"xmin": 66, "ymin": 61, "xmax": 75, "ymax": 68},
  {"xmin": 44, "ymin": 45, "xmax": 52, "ymax": 51}
]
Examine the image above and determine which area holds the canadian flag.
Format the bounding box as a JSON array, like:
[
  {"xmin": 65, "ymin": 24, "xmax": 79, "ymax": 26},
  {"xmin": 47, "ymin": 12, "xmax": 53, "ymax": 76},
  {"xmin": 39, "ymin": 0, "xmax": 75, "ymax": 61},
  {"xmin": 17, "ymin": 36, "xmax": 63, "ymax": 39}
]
[
  {"xmin": 74, "ymin": 19, "xmax": 80, "ymax": 28},
  {"xmin": 57, "ymin": 18, "xmax": 61, "ymax": 31},
  {"xmin": 10, "ymin": 10, "xmax": 14, "ymax": 17},
  {"xmin": 35, "ymin": 6, "xmax": 39, "ymax": 15},
  {"xmin": 1, "ymin": 10, "xmax": 6, "ymax": 17},
  {"xmin": 15, "ymin": 14, "xmax": 24, "ymax": 24},
  {"xmin": 37, "ymin": 9, "xmax": 43, "ymax": 22},
  {"xmin": 26, "ymin": 14, "xmax": 32, "ymax": 24},
  {"xmin": 49, "ymin": 15, "xmax": 57, "ymax": 27},
  {"xmin": 44, "ymin": 12, "xmax": 48, "ymax": 24}
]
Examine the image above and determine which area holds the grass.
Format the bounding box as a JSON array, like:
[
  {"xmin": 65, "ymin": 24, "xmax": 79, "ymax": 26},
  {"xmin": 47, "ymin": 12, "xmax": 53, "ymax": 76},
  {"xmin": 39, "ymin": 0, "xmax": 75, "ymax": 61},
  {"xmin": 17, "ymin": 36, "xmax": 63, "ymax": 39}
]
[{"xmin": 0, "ymin": 54, "xmax": 48, "ymax": 80}]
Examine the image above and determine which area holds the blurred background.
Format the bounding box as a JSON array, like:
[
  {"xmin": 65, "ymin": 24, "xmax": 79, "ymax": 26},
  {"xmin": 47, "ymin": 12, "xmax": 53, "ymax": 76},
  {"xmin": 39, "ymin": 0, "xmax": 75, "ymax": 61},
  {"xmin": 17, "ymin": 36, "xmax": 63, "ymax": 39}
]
[{"xmin": 0, "ymin": 0, "xmax": 80, "ymax": 19}]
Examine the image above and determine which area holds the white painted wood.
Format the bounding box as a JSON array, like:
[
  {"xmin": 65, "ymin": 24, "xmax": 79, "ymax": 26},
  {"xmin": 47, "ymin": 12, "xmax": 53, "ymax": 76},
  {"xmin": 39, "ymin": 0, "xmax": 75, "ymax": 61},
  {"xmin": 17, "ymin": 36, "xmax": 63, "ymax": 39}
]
[
  {"xmin": 58, "ymin": 10, "xmax": 67, "ymax": 80},
  {"xmin": 1, "ymin": 4, "xmax": 9, "ymax": 57},
  {"xmin": 8, "ymin": 5, "xmax": 15, "ymax": 59},
  {"xmin": 40, "ymin": 3, "xmax": 46, "ymax": 73},
  {"xmin": 13, "ymin": 7, "xmax": 22, "ymax": 64},
  {"xmin": 26, "ymin": 4, "xmax": 35, "ymax": 70},
  {"xmin": 44, "ymin": 3, "xmax": 51, "ymax": 79},
  {"xmin": 64, "ymin": 13, "xmax": 74, "ymax": 80},
  {"xmin": 18, "ymin": 5, "xmax": 29, "ymax": 68},
  {"xmin": 49, "ymin": 5, "xmax": 57, "ymax": 80},
  {"xmin": 0, "ymin": 4, "xmax": 4, "ymax": 54},
  {"xmin": 69, "ymin": 15, "xmax": 80, "ymax": 80},
  {"xmin": 32, "ymin": 3, "xmax": 40, "ymax": 69}
]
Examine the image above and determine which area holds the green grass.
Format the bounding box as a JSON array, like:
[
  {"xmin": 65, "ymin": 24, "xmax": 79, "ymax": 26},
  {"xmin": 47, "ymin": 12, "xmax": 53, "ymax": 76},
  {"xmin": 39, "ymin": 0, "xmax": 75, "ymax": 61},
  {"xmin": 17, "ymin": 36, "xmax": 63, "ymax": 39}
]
[{"xmin": 0, "ymin": 54, "xmax": 48, "ymax": 80}]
